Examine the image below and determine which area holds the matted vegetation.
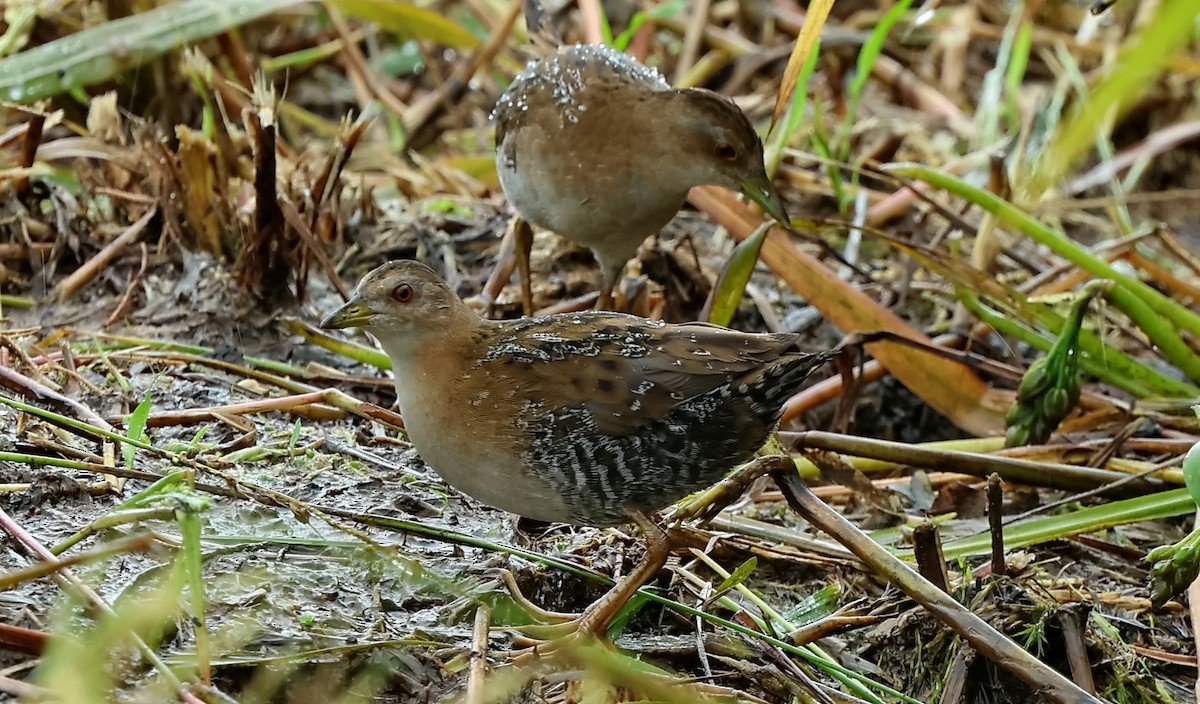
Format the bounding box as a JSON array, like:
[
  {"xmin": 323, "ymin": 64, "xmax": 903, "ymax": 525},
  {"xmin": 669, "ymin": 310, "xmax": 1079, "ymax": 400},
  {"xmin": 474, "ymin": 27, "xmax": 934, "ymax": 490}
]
[{"xmin": 2, "ymin": 1, "xmax": 1200, "ymax": 702}]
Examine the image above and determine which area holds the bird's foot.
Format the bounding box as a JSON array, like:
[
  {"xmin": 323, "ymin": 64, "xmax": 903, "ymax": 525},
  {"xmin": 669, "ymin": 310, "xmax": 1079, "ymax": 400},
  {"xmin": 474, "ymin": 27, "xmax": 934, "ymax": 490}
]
[
  {"xmin": 494, "ymin": 569, "xmax": 627, "ymax": 664},
  {"xmin": 499, "ymin": 512, "xmax": 669, "ymax": 665},
  {"xmin": 495, "ymin": 569, "xmax": 579, "ymax": 627},
  {"xmin": 506, "ymin": 608, "xmax": 614, "ymax": 666}
]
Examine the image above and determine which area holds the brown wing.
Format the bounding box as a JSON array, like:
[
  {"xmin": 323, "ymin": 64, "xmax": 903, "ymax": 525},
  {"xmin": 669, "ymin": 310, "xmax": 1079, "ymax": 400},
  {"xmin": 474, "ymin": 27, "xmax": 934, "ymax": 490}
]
[
  {"xmin": 471, "ymin": 313, "xmax": 830, "ymax": 525},
  {"xmin": 475, "ymin": 313, "xmax": 803, "ymax": 435},
  {"xmin": 629, "ymin": 322, "xmax": 804, "ymax": 406}
]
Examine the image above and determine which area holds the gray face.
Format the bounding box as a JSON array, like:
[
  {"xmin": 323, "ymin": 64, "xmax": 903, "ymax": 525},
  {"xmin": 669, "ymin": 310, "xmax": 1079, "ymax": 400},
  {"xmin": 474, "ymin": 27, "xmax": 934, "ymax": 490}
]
[{"xmin": 674, "ymin": 88, "xmax": 770, "ymax": 189}]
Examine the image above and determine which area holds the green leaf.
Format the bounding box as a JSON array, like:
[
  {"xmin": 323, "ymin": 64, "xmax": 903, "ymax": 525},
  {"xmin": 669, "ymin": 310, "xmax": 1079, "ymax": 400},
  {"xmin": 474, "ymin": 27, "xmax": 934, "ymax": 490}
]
[
  {"xmin": 330, "ymin": 0, "xmax": 480, "ymax": 48},
  {"xmin": 765, "ymin": 40, "xmax": 820, "ymax": 174},
  {"xmin": 287, "ymin": 418, "xmax": 303, "ymax": 452},
  {"xmin": 835, "ymin": 0, "xmax": 907, "ymax": 165},
  {"xmin": 285, "ymin": 317, "xmax": 392, "ymax": 370},
  {"xmin": 704, "ymin": 222, "xmax": 771, "ymax": 327},
  {"xmin": 606, "ymin": 590, "xmax": 651, "ymax": 638},
  {"xmin": 781, "ymin": 582, "xmax": 841, "ymax": 625},
  {"xmin": 714, "ymin": 557, "xmax": 757, "ymax": 597},
  {"xmin": 123, "ymin": 388, "xmax": 154, "ymax": 470},
  {"xmin": 422, "ymin": 197, "xmax": 474, "ymax": 217},
  {"xmin": 176, "ymin": 497, "xmax": 209, "ymax": 679},
  {"xmin": 377, "ymin": 40, "xmax": 425, "ymax": 76},
  {"xmin": 889, "ymin": 163, "xmax": 1200, "ymax": 382},
  {"xmin": 612, "ymin": 1, "xmax": 687, "ymax": 52},
  {"xmin": 931, "ymin": 488, "xmax": 1195, "ymax": 560},
  {"xmin": 1184, "ymin": 441, "xmax": 1200, "ymax": 508},
  {"xmin": 1003, "ymin": 18, "xmax": 1033, "ymax": 130},
  {"xmin": 222, "ymin": 446, "xmax": 279, "ymax": 463},
  {"xmin": 115, "ymin": 471, "xmax": 190, "ymax": 511},
  {"xmin": 848, "ymin": 0, "xmax": 912, "ymax": 101}
]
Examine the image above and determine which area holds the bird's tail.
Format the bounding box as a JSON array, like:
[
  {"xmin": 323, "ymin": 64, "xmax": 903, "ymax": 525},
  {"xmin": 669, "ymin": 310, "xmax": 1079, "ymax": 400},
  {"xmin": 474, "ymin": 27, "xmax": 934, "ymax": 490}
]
[
  {"xmin": 524, "ymin": 0, "xmax": 563, "ymax": 51},
  {"xmin": 747, "ymin": 348, "xmax": 839, "ymax": 419}
]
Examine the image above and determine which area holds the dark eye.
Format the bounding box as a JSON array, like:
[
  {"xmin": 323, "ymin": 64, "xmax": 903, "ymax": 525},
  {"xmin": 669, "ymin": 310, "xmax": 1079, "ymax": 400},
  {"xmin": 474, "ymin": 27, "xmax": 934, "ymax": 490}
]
[
  {"xmin": 391, "ymin": 283, "xmax": 414, "ymax": 303},
  {"xmin": 716, "ymin": 143, "xmax": 738, "ymax": 160}
]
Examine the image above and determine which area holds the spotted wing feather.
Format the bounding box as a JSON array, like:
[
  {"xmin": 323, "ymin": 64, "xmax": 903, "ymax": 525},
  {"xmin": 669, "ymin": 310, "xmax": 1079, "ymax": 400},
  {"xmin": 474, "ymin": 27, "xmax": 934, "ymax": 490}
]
[
  {"xmin": 493, "ymin": 43, "xmax": 669, "ymax": 148},
  {"xmin": 476, "ymin": 312, "xmax": 832, "ymax": 525}
]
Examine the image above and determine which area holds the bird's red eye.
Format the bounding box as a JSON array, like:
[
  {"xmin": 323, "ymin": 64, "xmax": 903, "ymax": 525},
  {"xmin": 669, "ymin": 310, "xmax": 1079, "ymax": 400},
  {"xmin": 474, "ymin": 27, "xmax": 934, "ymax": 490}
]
[
  {"xmin": 391, "ymin": 283, "xmax": 414, "ymax": 303},
  {"xmin": 716, "ymin": 144, "xmax": 737, "ymax": 160}
]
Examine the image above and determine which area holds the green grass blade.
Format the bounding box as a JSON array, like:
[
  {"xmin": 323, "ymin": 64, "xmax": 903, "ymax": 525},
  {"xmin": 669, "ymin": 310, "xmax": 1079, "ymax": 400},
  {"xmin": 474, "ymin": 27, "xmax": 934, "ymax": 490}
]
[
  {"xmin": 285, "ymin": 317, "xmax": 392, "ymax": 370},
  {"xmin": 704, "ymin": 222, "xmax": 770, "ymax": 326},
  {"xmin": 123, "ymin": 388, "xmax": 154, "ymax": 470},
  {"xmin": 839, "ymin": 0, "xmax": 912, "ymax": 159},
  {"xmin": 329, "ymin": 0, "xmax": 480, "ymax": 48},
  {"xmin": 177, "ymin": 503, "xmax": 211, "ymax": 684},
  {"xmin": 889, "ymin": 163, "xmax": 1200, "ymax": 382},
  {"xmin": 932, "ymin": 488, "xmax": 1194, "ymax": 560},
  {"xmin": 1020, "ymin": 0, "xmax": 1200, "ymax": 199},
  {"xmin": 765, "ymin": 39, "xmax": 819, "ymax": 176},
  {"xmin": 0, "ymin": 0, "xmax": 308, "ymax": 102}
]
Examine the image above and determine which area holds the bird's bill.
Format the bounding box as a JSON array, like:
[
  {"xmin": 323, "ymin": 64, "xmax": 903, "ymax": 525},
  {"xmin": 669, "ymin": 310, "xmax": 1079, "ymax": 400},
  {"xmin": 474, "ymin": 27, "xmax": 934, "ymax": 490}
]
[
  {"xmin": 320, "ymin": 299, "xmax": 376, "ymax": 329},
  {"xmin": 740, "ymin": 175, "xmax": 790, "ymax": 226}
]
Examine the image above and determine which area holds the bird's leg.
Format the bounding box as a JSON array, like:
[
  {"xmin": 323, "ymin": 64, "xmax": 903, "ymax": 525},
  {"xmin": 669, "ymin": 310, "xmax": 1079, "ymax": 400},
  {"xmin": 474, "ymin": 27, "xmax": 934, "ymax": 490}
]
[
  {"xmin": 572, "ymin": 512, "xmax": 668, "ymax": 636},
  {"xmin": 514, "ymin": 218, "xmax": 535, "ymax": 316},
  {"xmin": 479, "ymin": 216, "xmax": 523, "ymax": 317},
  {"xmin": 508, "ymin": 512, "xmax": 670, "ymax": 660},
  {"xmin": 596, "ymin": 283, "xmax": 615, "ymax": 311},
  {"xmin": 595, "ymin": 259, "xmax": 627, "ymax": 311}
]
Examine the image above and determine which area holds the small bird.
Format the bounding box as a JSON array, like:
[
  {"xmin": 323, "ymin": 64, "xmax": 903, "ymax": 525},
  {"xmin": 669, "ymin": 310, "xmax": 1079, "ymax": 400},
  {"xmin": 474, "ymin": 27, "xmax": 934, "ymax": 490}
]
[
  {"xmin": 492, "ymin": 42, "xmax": 788, "ymax": 312},
  {"xmin": 321, "ymin": 260, "xmax": 830, "ymax": 643}
]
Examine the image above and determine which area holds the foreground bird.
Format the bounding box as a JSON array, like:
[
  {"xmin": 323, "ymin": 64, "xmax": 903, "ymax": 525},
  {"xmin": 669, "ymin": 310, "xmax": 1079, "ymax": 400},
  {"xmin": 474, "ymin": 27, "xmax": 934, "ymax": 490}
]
[
  {"xmin": 492, "ymin": 42, "xmax": 788, "ymax": 312},
  {"xmin": 321, "ymin": 260, "xmax": 830, "ymax": 645}
]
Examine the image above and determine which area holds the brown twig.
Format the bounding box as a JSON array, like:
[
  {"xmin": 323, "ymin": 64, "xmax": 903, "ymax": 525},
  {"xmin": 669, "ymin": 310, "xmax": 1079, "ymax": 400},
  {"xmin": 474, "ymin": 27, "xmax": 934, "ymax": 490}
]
[
  {"xmin": 52, "ymin": 207, "xmax": 157, "ymax": 302},
  {"xmin": 104, "ymin": 242, "xmax": 150, "ymax": 327},
  {"xmin": 323, "ymin": 2, "xmax": 408, "ymax": 118},
  {"xmin": 690, "ymin": 185, "xmax": 1009, "ymax": 436},
  {"xmin": 791, "ymin": 431, "xmax": 1167, "ymax": 495},
  {"xmin": 0, "ymin": 506, "xmax": 196, "ymax": 700},
  {"xmin": 770, "ymin": 470, "xmax": 1103, "ymax": 704},
  {"xmin": 674, "ymin": 0, "xmax": 713, "ymax": 85},
  {"xmin": 1001, "ymin": 456, "xmax": 1180, "ymax": 526},
  {"xmin": 801, "ymin": 429, "xmax": 1166, "ymax": 496},
  {"xmin": 139, "ymin": 391, "xmax": 347, "ymax": 426},
  {"xmin": 1058, "ymin": 604, "xmax": 1096, "ymax": 694},
  {"xmin": 466, "ymin": 604, "xmax": 491, "ymax": 704},
  {"xmin": 0, "ymin": 623, "xmax": 48, "ymax": 655},
  {"xmin": 939, "ymin": 647, "xmax": 976, "ymax": 704},
  {"xmin": 278, "ymin": 196, "xmax": 350, "ymax": 300},
  {"xmin": 1188, "ymin": 509, "xmax": 1200, "ymax": 702},
  {"xmin": 0, "ymin": 675, "xmax": 47, "ymax": 699},
  {"xmin": 579, "ymin": 0, "xmax": 604, "ymax": 44},
  {"xmin": 912, "ymin": 521, "xmax": 950, "ymax": 593},
  {"xmin": 0, "ymin": 334, "xmax": 55, "ymax": 390},
  {"xmin": 987, "ymin": 473, "xmax": 1007, "ymax": 576},
  {"xmin": 0, "ymin": 362, "xmax": 114, "ymax": 433},
  {"xmin": 13, "ymin": 111, "xmax": 45, "ymax": 196},
  {"xmin": 402, "ymin": 0, "xmax": 522, "ymax": 148},
  {"xmin": 0, "ymin": 242, "xmax": 53, "ymax": 261},
  {"xmin": 0, "ymin": 533, "xmax": 154, "ymax": 591}
]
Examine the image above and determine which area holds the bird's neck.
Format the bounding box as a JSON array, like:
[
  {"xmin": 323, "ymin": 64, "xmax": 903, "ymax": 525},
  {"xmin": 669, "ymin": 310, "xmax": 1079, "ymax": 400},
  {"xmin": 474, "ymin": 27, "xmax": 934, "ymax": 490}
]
[
  {"xmin": 374, "ymin": 307, "xmax": 487, "ymax": 435},
  {"xmin": 371, "ymin": 305, "xmax": 483, "ymax": 378},
  {"xmin": 641, "ymin": 91, "xmax": 732, "ymax": 191}
]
